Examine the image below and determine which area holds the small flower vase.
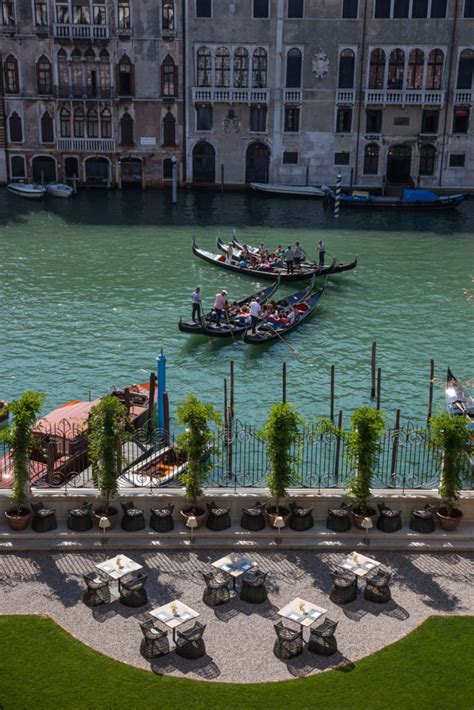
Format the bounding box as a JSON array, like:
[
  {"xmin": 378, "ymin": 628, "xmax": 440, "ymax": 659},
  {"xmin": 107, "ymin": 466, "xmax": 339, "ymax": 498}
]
[
  {"xmin": 170, "ymin": 603, "xmax": 178, "ymax": 617},
  {"xmin": 299, "ymin": 602, "xmax": 305, "ymax": 614},
  {"xmin": 116, "ymin": 556, "xmax": 123, "ymax": 569},
  {"xmin": 229, "ymin": 553, "xmax": 236, "ymax": 564}
]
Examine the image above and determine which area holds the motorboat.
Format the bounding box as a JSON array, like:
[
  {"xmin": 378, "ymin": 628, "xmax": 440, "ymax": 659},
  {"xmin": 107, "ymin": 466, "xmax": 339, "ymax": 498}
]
[
  {"xmin": 7, "ymin": 182, "xmax": 46, "ymax": 199},
  {"xmin": 322, "ymin": 186, "xmax": 465, "ymax": 210},
  {"xmin": 46, "ymin": 182, "xmax": 74, "ymax": 199}
]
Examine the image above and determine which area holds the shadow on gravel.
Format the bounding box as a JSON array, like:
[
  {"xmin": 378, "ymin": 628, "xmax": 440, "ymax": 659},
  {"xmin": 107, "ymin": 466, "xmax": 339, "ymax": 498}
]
[{"xmin": 151, "ymin": 653, "xmax": 221, "ymax": 680}]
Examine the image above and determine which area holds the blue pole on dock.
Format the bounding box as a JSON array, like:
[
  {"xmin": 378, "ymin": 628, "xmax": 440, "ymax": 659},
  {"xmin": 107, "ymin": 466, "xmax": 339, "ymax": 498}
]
[{"xmin": 157, "ymin": 349, "xmax": 167, "ymax": 433}]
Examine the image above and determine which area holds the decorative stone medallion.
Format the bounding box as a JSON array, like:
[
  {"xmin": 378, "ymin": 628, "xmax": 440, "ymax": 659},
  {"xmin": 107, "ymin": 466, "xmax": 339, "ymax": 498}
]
[{"xmin": 312, "ymin": 49, "xmax": 329, "ymax": 79}]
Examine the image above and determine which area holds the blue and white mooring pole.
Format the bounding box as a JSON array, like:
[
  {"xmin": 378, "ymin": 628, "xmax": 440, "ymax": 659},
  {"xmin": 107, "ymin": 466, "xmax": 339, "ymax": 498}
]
[
  {"xmin": 334, "ymin": 172, "xmax": 342, "ymax": 219},
  {"xmin": 157, "ymin": 349, "xmax": 167, "ymax": 433}
]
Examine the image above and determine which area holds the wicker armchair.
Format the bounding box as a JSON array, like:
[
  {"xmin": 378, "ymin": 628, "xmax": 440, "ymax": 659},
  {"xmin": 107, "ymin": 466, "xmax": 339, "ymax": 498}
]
[
  {"xmin": 175, "ymin": 622, "xmax": 206, "ymax": 660},
  {"xmin": 239, "ymin": 570, "xmax": 268, "ymax": 604},
  {"xmin": 326, "ymin": 503, "xmax": 352, "ymax": 532},
  {"xmin": 240, "ymin": 502, "xmax": 266, "ymax": 531},
  {"xmin": 119, "ymin": 572, "xmax": 148, "ymax": 607},
  {"xmin": 121, "ymin": 501, "xmax": 146, "ymax": 532},
  {"xmin": 31, "ymin": 501, "xmax": 57, "ymax": 532},
  {"xmin": 139, "ymin": 620, "xmax": 170, "ymax": 659},
  {"xmin": 83, "ymin": 572, "xmax": 111, "ymax": 607},
  {"xmin": 410, "ymin": 504, "xmax": 436, "ymax": 534},
  {"xmin": 289, "ymin": 501, "xmax": 314, "ymax": 531},
  {"xmin": 330, "ymin": 571, "xmax": 357, "ymax": 605},
  {"xmin": 364, "ymin": 570, "xmax": 392, "ymax": 603},
  {"xmin": 206, "ymin": 500, "xmax": 231, "ymax": 531},
  {"xmin": 67, "ymin": 502, "xmax": 93, "ymax": 532},
  {"xmin": 308, "ymin": 618, "xmax": 339, "ymax": 656},
  {"xmin": 273, "ymin": 621, "xmax": 303, "ymax": 659},
  {"xmin": 150, "ymin": 504, "xmax": 175, "ymax": 533},
  {"xmin": 377, "ymin": 503, "xmax": 402, "ymax": 533},
  {"xmin": 202, "ymin": 570, "xmax": 231, "ymax": 607}
]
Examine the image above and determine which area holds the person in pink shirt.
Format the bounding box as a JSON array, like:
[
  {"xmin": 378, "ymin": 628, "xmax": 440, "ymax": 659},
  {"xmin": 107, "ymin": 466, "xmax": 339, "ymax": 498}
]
[{"xmin": 213, "ymin": 290, "xmax": 227, "ymax": 324}]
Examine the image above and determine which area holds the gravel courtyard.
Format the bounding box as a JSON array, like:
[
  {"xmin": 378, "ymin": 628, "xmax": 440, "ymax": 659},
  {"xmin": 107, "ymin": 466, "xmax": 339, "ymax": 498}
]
[{"xmin": 0, "ymin": 550, "xmax": 472, "ymax": 683}]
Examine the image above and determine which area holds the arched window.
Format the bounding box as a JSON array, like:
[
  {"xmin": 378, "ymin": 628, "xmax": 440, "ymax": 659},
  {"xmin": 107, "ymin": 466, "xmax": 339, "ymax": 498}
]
[
  {"xmin": 233, "ymin": 48, "xmax": 249, "ymax": 88},
  {"xmin": 163, "ymin": 109, "xmax": 176, "ymax": 146},
  {"xmin": 87, "ymin": 108, "xmax": 98, "ymax": 137},
  {"xmin": 36, "ymin": 55, "xmax": 52, "ymax": 94},
  {"xmin": 338, "ymin": 49, "xmax": 355, "ymax": 89},
  {"xmin": 252, "ymin": 48, "xmax": 267, "ymax": 88},
  {"xmin": 9, "ymin": 112, "xmax": 22, "ymax": 142},
  {"xmin": 456, "ymin": 48, "xmax": 474, "ymax": 90},
  {"xmin": 197, "ymin": 46, "xmax": 212, "ymax": 87},
  {"xmin": 4, "ymin": 55, "xmax": 19, "ymax": 94},
  {"xmin": 60, "ymin": 106, "xmax": 71, "ymax": 137},
  {"xmin": 215, "ymin": 47, "xmax": 230, "ymax": 88},
  {"xmin": 120, "ymin": 112, "xmax": 134, "ymax": 145},
  {"xmin": 161, "ymin": 55, "xmax": 177, "ymax": 96},
  {"xmin": 162, "ymin": 0, "xmax": 174, "ymax": 29},
  {"xmin": 99, "ymin": 49, "xmax": 111, "ymax": 95},
  {"xmin": 57, "ymin": 49, "xmax": 68, "ymax": 91},
  {"xmin": 101, "ymin": 108, "xmax": 112, "ymax": 138},
  {"xmin": 369, "ymin": 49, "xmax": 385, "ymax": 89},
  {"xmin": 286, "ymin": 48, "xmax": 302, "ymax": 88},
  {"xmin": 71, "ymin": 48, "xmax": 82, "ymax": 95},
  {"xmin": 41, "ymin": 111, "xmax": 54, "ymax": 142},
  {"xmin": 388, "ymin": 49, "xmax": 405, "ymax": 90},
  {"xmin": 363, "ymin": 143, "xmax": 379, "ymax": 174},
  {"xmin": 407, "ymin": 49, "xmax": 424, "ymax": 90},
  {"xmin": 73, "ymin": 107, "xmax": 85, "ymax": 137},
  {"xmin": 419, "ymin": 144, "xmax": 436, "ymax": 175},
  {"xmin": 85, "ymin": 47, "xmax": 97, "ymax": 98},
  {"xmin": 11, "ymin": 156, "xmax": 26, "ymax": 179},
  {"xmin": 426, "ymin": 49, "xmax": 444, "ymax": 89},
  {"xmin": 118, "ymin": 54, "xmax": 133, "ymax": 95}
]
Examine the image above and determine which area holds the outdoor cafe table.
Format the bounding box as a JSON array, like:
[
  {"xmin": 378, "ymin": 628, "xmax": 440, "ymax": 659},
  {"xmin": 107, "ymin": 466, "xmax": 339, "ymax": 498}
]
[
  {"xmin": 212, "ymin": 553, "xmax": 255, "ymax": 589},
  {"xmin": 338, "ymin": 551, "xmax": 381, "ymax": 580},
  {"xmin": 278, "ymin": 597, "xmax": 327, "ymax": 641},
  {"xmin": 95, "ymin": 554, "xmax": 143, "ymax": 598},
  {"xmin": 150, "ymin": 600, "xmax": 200, "ymax": 642}
]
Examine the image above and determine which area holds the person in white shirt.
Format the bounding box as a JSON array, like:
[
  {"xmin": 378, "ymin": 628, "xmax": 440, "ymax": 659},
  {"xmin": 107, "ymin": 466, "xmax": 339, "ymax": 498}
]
[
  {"xmin": 249, "ymin": 297, "xmax": 261, "ymax": 333},
  {"xmin": 191, "ymin": 287, "xmax": 201, "ymax": 322},
  {"xmin": 318, "ymin": 240, "xmax": 326, "ymax": 266},
  {"xmin": 294, "ymin": 241, "xmax": 303, "ymax": 269},
  {"xmin": 226, "ymin": 244, "xmax": 233, "ymax": 265},
  {"xmin": 284, "ymin": 245, "xmax": 294, "ymax": 274}
]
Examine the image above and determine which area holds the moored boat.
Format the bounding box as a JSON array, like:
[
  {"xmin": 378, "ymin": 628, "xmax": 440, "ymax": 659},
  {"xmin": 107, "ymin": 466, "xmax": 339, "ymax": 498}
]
[
  {"xmin": 251, "ymin": 182, "xmax": 325, "ymax": 198},
  {"xmin": 322, "ymin": 186, "xmax": 465, "ymax": 210},
  {"xmin": 46, "ymin": 182, "xmax": 74, "ymax": 199},
  {"xmin": 0, "ymin": 401, "xmax": 8, "ymax": 427},
  {"xmin": 119, "ymin": 444, "xmax": 187, "ymax": 487},
  {"xmin": 7, "ymin": 182, "xmax": 46, "ymax": 199},
  {"xmin": 445, "ymin": 368, "xmax": 474, "ymax": 424}
]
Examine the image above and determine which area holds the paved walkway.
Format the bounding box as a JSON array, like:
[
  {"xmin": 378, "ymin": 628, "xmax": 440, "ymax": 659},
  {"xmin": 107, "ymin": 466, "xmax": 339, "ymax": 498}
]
[{"xmin": 0, "ymin": 550, "xmax": 472, "ymax": 683}]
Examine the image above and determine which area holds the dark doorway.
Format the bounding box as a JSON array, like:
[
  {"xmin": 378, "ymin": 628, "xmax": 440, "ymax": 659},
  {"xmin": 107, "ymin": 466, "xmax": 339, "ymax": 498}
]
[
  {"xmin": 192, "ymin": 142, "xmax": 215, "ymax": 183},
  {"xmin": 65, "ymin": 156, "xmax": 79, "ymax": 180},
  {"xmin": 32, "ymin": 156, "xmax": 56, "ymax": 183},
  {"xmin": 121, "ymin": 157, "xmax": 142, "ymax": 188},
  {"xmin": 85, "ymin": 157, "xmax": 110, "ymax": 186},
  {"xmin": 245, "ymin": 142, "xmax": 270, "ymax": 183},
  {"xmin": 386, "ymin": 144, "xmax": 411, "ymax": 183}
]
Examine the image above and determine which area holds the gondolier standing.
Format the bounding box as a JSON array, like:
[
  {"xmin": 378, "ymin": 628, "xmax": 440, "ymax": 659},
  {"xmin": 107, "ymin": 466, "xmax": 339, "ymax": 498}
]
[
  {"xmin": 249, "ymin": 296, "xmax": 261, "ymax": 334},
  {"xmin": 294, "ymin": 241, "xmax": 303, "ymax": 269},
  {"xmin": 317, "ymin": 240, "xmax": 325, "ymax": 266},
  {"xmin": 214, "ymin": 290, "xmax": 227, "ymax": 325},
  {"xmin": 192, "ymin": 287, "xmax": 202, "ymax": 322},
  {"xmin": 284, "ymin": 245, "xmax": 294, "ymax": 274}
]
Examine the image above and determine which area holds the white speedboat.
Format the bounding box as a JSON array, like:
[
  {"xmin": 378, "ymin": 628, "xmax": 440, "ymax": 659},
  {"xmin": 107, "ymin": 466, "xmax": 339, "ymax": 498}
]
[
  {"xmin": 250, "ymin": 182, "xmax": 326, "ymax": 197},
  {"xmin": 46, "ymin": 182, "xmax": 74, "ymax": 199},
  {"xmin": 7, "ymin": 182, "xmax": 47, "ymax": 199}
]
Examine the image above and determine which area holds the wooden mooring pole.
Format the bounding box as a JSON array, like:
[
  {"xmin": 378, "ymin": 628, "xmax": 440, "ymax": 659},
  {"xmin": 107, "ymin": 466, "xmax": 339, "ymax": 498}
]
[
  {"xmin": 376, "ymin": 368, "xmax": 382, "ymax": 410},
  {"xmin": 230, "ymin": 360, "xmax": 234, "ymax": 419},
  {"xmin": 282, "ymin": 362, "xmax": 287, "ymax": 404},
  {"xmin": 330, "ymin": 365, "xmax": 335, "ymax": 423},
  {"xmin": 391, "ymin": 408, "xmax": 400, "ymax": 484},
  {"xmin": 371, "ymin": 341, "xmax": 377, "ymax": 399},
  {"xmin": 163, "ymin": 392, "xmax": 170, "ymax": 445},
  {"xmin": 334, "ymin": 409, "xmax": 343, "ymax": 483},
  {"xmin": 223, "ymin": 377, "xmax": 228, "ymax": 444},
  {"xmin": 427, "ymin": 359, "xmax": 435, "ymax": 424}
]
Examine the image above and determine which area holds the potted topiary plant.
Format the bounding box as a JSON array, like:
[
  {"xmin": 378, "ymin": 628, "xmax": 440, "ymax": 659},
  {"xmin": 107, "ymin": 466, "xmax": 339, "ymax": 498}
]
[
  {"xmin": 176, "ymin": 394, "xmax": 221, "ymax": 528},
  {"xmin": 87, "ymin": 395, "xmax": 131, "ymax": 529},
  {"xmin": 260, "ymin": 402, "xmax": 304, "ymax": 528},
  {"xmin": 347, "ymin": 406, "xmax": 385, "ymax": 529},
  {"xmin": 430, "ymin": 411, "xmax": 471, "ymax": 531},
  {"xmin": 1, "ymin": 391, "xmax": 44, "ymax": 531}
]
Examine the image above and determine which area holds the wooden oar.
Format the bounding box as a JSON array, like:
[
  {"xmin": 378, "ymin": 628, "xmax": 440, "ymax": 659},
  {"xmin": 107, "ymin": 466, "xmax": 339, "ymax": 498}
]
[
  {"xmin": 267, "ymin": 325, "xmax": 298, "ymax": 354},
  {"xmin": 224, "ymin": 308, "xmax": 237, "ymax": 344}
]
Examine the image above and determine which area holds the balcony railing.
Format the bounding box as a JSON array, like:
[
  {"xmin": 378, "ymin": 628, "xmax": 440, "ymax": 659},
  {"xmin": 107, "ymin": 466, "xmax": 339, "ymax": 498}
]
[
  {"xmin": 57, "ymin": 137, "xmax": 115, "ymax": 152},
  {"xmin": 53, "ymin": 85, "xmax": 114, "ymax": 99},
  {"xmin": 53, "ymin": 23, "xmax": 110, "ymax": 39},
  {"xmin": 364, "ymin": 89, "xmax": 445, "ymax": 106},
  {"xmin": 336, "ymin": 90, "xmax": 355, "ymax": 104},
  {"xmin": 0, "ymin": 22, "xmax": 16, "ymax": 33},
  {"xmin": 284, "ymin": 89, "xmax": 303, "ymax": 103},
  {"xmin": 192, "ymin": 87, "xmax": 270, "ymax": 103},
  {"xmin": 454, "ymin": 90, "xmax": 472, "ymax": 104}
]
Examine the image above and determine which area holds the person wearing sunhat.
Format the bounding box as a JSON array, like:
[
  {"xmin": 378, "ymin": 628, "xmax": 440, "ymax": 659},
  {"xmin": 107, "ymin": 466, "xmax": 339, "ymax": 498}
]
[{"xmin": 213, "ymin": 289, "xmax": 227, "ymax": 325}]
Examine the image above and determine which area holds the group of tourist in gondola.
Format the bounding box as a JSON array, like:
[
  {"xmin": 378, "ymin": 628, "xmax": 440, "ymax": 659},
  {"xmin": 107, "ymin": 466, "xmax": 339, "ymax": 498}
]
[{"xmin": 231, "ymin": 239, "xmax": 326, "ymax": 274}]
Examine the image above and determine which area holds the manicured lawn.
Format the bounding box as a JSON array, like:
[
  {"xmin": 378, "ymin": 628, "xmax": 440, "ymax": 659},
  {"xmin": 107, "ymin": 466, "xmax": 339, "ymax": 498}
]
[{"xmin": 0, "ymin": 615, "xmax": 473, "ymax": 709}]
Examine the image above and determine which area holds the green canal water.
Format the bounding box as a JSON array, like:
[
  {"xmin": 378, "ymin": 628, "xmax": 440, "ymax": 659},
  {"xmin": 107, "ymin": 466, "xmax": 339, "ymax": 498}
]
[{"xmin": 0, "ymin": 188, "xmax": 472, "ymax": 428}]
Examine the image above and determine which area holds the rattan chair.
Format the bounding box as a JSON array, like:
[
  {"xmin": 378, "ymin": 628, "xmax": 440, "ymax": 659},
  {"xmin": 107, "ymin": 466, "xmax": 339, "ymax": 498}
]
[
  {"xmin": 31, "ymin": 501, "xmax": 57, "ymax": 532},
  {"xmin": 150, "ymin": 504, "xmax": 175, "ymax": 533},
  {"xmin": 288, "ymin": 501, "xmax": 314, "ymax": 531},
  {"xmin": 139, "ymin": 620, "xmax": 170, "ymax": 659},
  {"xmin": 308, "ymin": 618, "xmax": 339, "ymax": 656},
  {"xmin": 239, "ymin": 570, "xmax": 268, "ymax": 604},
  {"xmin": 330, "ymin": 571, "xmax": 357, "ymax": 605},
  {"xmin": 67, "ymin": 502, "xmax": 93, "ymax": 532},
  {"xmin": 377, "ymin": 503, "xmax": 402, "ymax": 533},
  {"xmin": 240, "ymin": 502, "xmax": 266, "ymax": 531},
  {"xmin": 121, "ymin": 501, "xmax": 146, "ymax": 532},
  {"xmin": 273, "ymin": 621, "xmax": 303, "ymax": 659},
  {"xmin": 364, "ymin": 570, "xmax": 392, "ymax": 603},
  {"xmin": 410, "ymin": 504, "xmax": 436, "ymax": 533},
  {"xmin": 326, "ymin": 503, "xmax": 352, "ymax": 532},
  {"xmin": 202, "ymin": 570, "xmax": 231, "ymax": 606},
  {"xmin": 83, "ymin": 572, "xmax": 111, "ymax": 607},
  {"xmin": 119, "ymin": 572, "xmax": 148, "ymax": 607},
  {"xmin": 206, "ymin": 500, "xmax": 231, "ymax": 531},
  {"xmin": 175, "ymin": 622, "xmax": 206, "ymax": 660}
]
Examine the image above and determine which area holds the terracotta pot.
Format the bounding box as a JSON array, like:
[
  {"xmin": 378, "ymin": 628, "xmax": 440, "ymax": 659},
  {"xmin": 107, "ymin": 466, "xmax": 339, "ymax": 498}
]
[
  {"xmin": 436, "ymin": 507, "xmax": 463, "ymax": 531},
  {"xmin": 352, "ymin": 507, "xmax": 377, "ymax": 530},
  {"xmin": 180, "ymin": 507, "xmax": 207, "ymax": 528},
  {"xmin": 94, "ymin": 507, "xmax": 119, "ymax": 530},
  {"xmin": 5, "ymin": 506, "xmax": 32, "ymax": 531},
  {"xmin": 266, "ymin": 506, "xmax": 291, "ymax": 529}
]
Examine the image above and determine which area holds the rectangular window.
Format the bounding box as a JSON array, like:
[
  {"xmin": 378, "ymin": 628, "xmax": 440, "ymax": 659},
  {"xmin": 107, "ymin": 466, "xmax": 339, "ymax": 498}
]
[
  {"xmin": 283, "ymin": 151, "xmax": 298, "ymax": 164},
  {"xmin": 421, "ymin": 109, "xmax": 439, "ymax": 133},
  {"xmin": 336, "ymin": 108, "xmax": 352, "ymax": 133},
  {"xmin": 374, "ymin": 0, "xmax": 390, "ymax": 17},
  {"xmin": 363, "ymin": 145, "xmax": 379, "ymax": 173},
  {"xmin": 449, "ymin": 154, "xmax": 465, "ymax": 167},
  {"xmin": 334, "ymin": 152, "xmax": 350, "ymax": 165},
  {"xmin": 118, "ymin": 1, "xmax": 130, "ymax": 29},
  {"xmin": 249, "ymin": 105, "xmax": 267, "ymax": 132},
  {"xmin": 430, "ymin": 0, "xmax": 447, "ymax": 16},
  {"xmin": 56, "ymin": 4, "xmax": 69, "ymax": 23},
  {"xmin": 1, "ymin": 1, "xmax": 15, "ymax": 25},
  {"xmin": 196, "ymin": 0, "xmax": 211, "ymax": 17},
  {"xmin": 453, "ymin": 107, "xmax": 469, "ymax": 133},
  {"xmin": 464, "ymin": 0, "xmax": 474, "ymax": 16},
  {"xmin": 284, "ymin": 106, "xmax": 300, "ymax": 132},
  {"xmin": 196, "ymin": 104, "xmax": 213, "ymax": 130},
  {"xmin": 35, "ymin": 1, "xmax": 48, "ymax": 25},
  {"xmin": 253, "ymin": 0, "xmax": 269, "ymax": 17},
  {"xmin": 393, "ymin": 0, "xmax": 409, "ymax": 16},
  {"xmin": 412, "ymin": 0, "xmax": 428, "ymax": 16},
  {"xmin": 342, "ymin": 0, "xmax": 358, "ymax": 17},
  {"xmin": 288, "ymin": 0, "xmax": 304, "ymax": 16},
  {"xmin": 366, "ymin": 109, "xmax": 382, "ymax": 133},
  {"xmin": 394, "ymin": 116, "xmax": 410, "ymax": 126}
]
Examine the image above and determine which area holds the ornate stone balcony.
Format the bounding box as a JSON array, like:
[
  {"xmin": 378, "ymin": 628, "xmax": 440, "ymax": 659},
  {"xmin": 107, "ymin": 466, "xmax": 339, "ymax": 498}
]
[
  {"xmin": 364, "ymin": 89, "xmax": 445, "ymax": 106},
  {"xmin": 56, "ymin": 138, "xmax": 115, "ymax": 152},
  {"xmin": 336, "ymin": 90, "xmax": 355, "ymax": 104},
  {"xmin": 192, "ymin": 87, "xmax": 270, "ymax": 103},
  {"xmin": 454, "ymin": 90, "xmax": 472, "ymax": 104},
  {"xmin": 284, "ymin": 89, "xmax": 303, "ymax": 103},
  {"xmin": 53, "ymin": 23, "xmax": 110, "ymax": 39}
]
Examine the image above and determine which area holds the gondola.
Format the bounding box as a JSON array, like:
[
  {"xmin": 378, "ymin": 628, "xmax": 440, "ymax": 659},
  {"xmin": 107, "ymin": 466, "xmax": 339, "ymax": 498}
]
[
  {"xmin": 322, "ymin": 186, "xmax": 465, "ymax": 210},
  {"xmin": 243, "ymin": 287, "xmax": 325, "ymax": 345},
  {"xmin": 446, "ymin": 368, "xmax": 474, "ymax": 424},
  {"xmin": 178, "ymin": 279, "xmax": 279, "ymax": 336},
  {"xmin": 223, "ymin": 234, "xmax": 357, "ymax": 275},
  {"xmin": 192, "ymin": 237, "xmax": 326, "ymax": 282}
]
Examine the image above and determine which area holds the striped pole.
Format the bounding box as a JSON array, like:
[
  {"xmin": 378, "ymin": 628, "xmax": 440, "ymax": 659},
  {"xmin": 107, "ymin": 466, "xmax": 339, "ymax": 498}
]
[{"xmin": 334, "ymin": 172, "xmax": 342, "ymax": 219}]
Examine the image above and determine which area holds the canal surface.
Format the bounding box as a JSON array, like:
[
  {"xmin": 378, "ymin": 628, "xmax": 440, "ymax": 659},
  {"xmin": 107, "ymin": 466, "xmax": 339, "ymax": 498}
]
[{"xmin": 0, "ymin": 188, "xmax": 472, "ymax": 427}]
